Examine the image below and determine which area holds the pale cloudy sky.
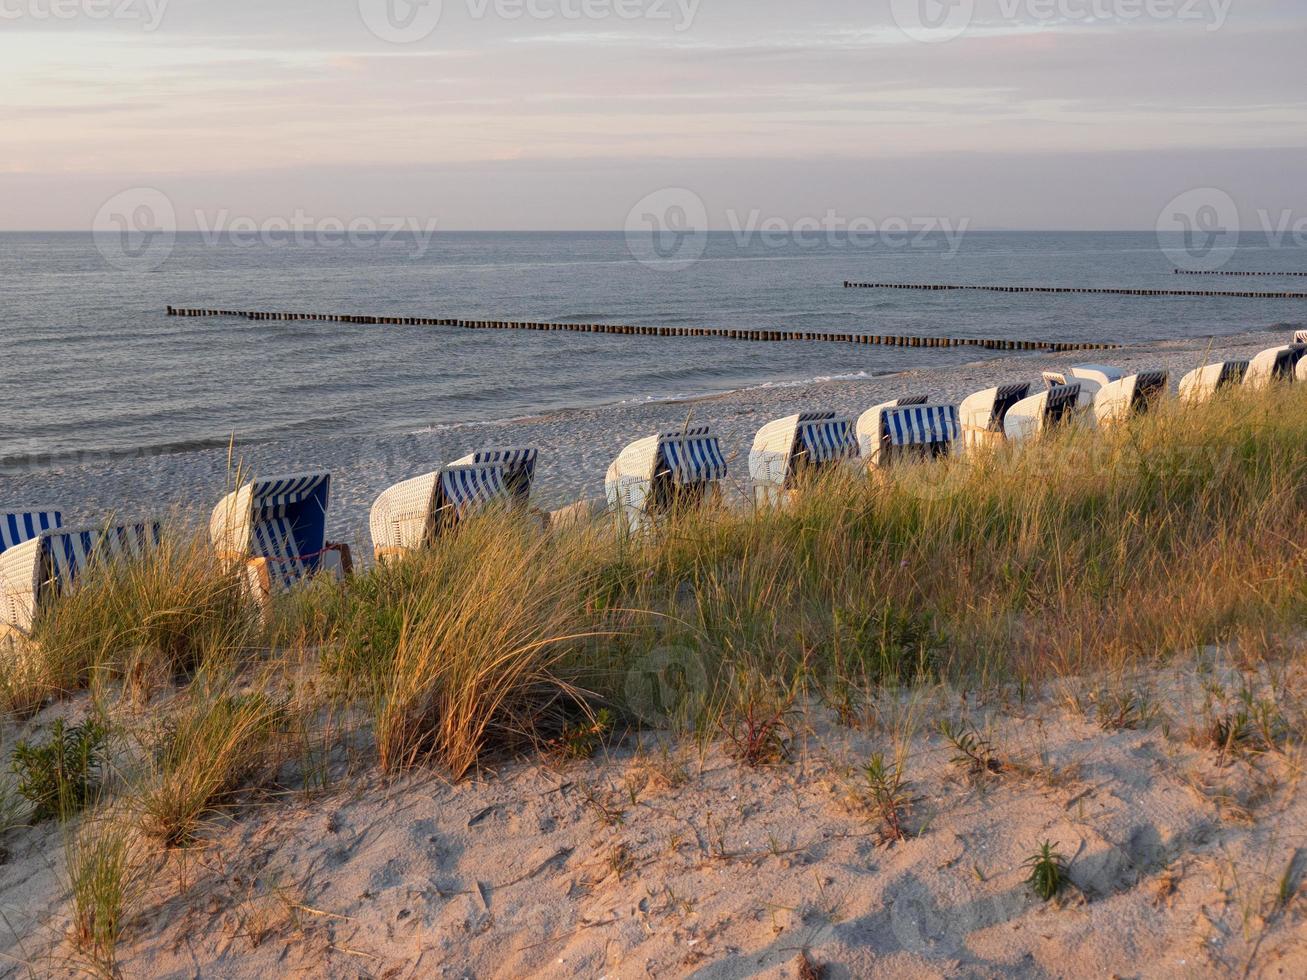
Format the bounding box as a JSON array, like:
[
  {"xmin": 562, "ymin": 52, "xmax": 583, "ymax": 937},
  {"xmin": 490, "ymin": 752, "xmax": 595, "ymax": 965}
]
[{"xmin": 1, "ymin": 0, "xmax": 1304, "ymax": 229}]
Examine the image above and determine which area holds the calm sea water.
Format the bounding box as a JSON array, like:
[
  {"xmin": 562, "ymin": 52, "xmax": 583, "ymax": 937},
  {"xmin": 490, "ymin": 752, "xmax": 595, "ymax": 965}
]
[{"xmin": 2, "ymin": 231, "xmax": 1304, "ymax": 475}]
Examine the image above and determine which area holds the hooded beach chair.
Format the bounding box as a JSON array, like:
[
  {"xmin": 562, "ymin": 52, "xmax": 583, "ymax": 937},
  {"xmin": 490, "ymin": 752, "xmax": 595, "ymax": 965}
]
[
  {"xmin": 370, "ymin": 460, "xmax": 513, "ymax": 562},
  {"xmin": 448, "ymin": 448, "xmax": 537, "ymax": 506},
  {"xmin": 958, "ymin": 382, "xmax": 1033, "ymax": 452},
  {"xmin": 1, "ymin": 522, "xmax": 162, "ymax": 638},
  {"xmin": 1295, "ymin": 330, "xmax": 1307, "ymax": 345},
  {"xmin": 857, "ymin": 402, "xmax": 961, "ymax": 468},
  {"xmin": 210, "ymin": 473, "xmax": 351, "ymax": 602},
  {"xmin": 1, "ymin": 510, "xmax": 63, "ymax": 555},
  {"xmin": 606, "ymin": 426, "xmax": 728, "ymax": 533},
  {"xmin": 1002, "ymin": 384, "xmax": 1085, "ymax": 443},
  {"xmin": 1042, "ymin": 364, "xmax": 1124, "ymax": 399},
  {"xmin": 1178, "ymin": 360, "xmax": 1249, "ymax": 404},
  {"xmin": 749, "ymin": 412, "xmax": 858, "ymax": 505},
  {"xmin": 1244, "ymin": 344, "xmax": 1307, "ymax": 390},
  {"xmin": 1093, "ymin": 370, "xmax": 1170, "ymax": 425}
]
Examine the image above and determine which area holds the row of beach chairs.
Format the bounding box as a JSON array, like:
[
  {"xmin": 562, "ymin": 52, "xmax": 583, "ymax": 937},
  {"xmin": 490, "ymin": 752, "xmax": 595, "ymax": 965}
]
[{"xmin": 3, "ymin": 338, "xmax": 1304, "ymax": 638}]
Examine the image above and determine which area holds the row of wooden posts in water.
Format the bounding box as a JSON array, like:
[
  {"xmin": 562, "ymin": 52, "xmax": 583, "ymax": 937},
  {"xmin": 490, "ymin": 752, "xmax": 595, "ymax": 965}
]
[
  {"xmin": 163, "ymin": 306, "xmax": 1120, "ymax": 353},
  {"xmin": 843, "ymin": 281, "xmax": 1307, "ymax": 300},
  {"xmin": 1173, "ymin": 269, "xmax": 1307, "ymax": 277}
]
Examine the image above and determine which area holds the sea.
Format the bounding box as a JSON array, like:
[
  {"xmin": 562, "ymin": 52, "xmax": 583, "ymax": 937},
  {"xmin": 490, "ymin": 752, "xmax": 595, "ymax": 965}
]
[{"xmin": 2, "ymin": 230, "xmax": 1304, "ymax": 476}]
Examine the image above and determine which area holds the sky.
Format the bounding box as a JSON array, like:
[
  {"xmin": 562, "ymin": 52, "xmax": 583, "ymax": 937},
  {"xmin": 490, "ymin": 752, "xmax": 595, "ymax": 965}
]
[{"xmin": 2, "ymin": 0, "xmax": 1305, "ymax": 230}]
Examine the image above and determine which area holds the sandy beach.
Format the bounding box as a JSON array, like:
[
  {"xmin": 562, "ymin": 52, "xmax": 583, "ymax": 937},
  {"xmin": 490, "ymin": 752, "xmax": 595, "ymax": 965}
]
[
  {"xmin": 3, "ymin": 325, "xmax": 1297, "ymax": 548},
  {"xmin": 2, "ymin": 650, "xmax": 1303, "ymax": 978}
]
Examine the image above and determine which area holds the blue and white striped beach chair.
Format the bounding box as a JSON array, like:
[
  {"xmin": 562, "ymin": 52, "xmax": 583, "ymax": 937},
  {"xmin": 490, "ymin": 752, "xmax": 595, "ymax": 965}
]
[
  {"xmin": 1244, "ymin": 344, "xmax": 1307, "ymax": 390},
  {"xmin": 449, "ymin": 447, "xmax": 538, "ymax": 507},
  {"xmin": 210, "ymin": 473, "xmax": 352, "ymax": 601},
  {"xmin": 1, "ymin": 510, "xmax": 63, "ymax": 555},
  {"xmin": 1094, "ymin": 370, "xmax": 1170, "ymax": 425},
  {"xmin": 1003, "ymin": 384, "xmax": 1086, "ymax": 443},
  {"xmin": 1295, "ymin": 330, "xmax": 1307, "ymax": 345},
  {"xmin": 1178, "ymin": 360, "xmax": 1249, "ymax": 404},
  {"xmin": 749, "ymin": 412, "xmax": 858, "ymax": 505},
  {"xmin": 370, "ymin": 460, "xmax": 513, "ymax": 561},
  {"xmin": 606, "ymin": 426, "xmax": 728, "ymax": 533},
  {"xmin": 958, "ymin": 382, "xmax": 1032, "ymax": 452},
  {"xmin": 858, "ymin": 403, "xmax": 961, "ymax": 467},
  {"xmin": 0, "ymin": 521, "xmax": 162, "ymax": 637}
]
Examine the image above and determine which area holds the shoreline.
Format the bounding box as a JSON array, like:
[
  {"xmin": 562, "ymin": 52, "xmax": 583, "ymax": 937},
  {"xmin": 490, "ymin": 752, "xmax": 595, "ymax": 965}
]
[{"xmin": 1, "ymin": 326, "xmax": 1294, "ymax": 542}]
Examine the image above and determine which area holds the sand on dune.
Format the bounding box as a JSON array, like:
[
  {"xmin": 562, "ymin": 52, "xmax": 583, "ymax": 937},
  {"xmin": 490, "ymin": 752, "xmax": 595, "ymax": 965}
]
[{"xmin": 1, "ymin": 647, "xmax": 1303, "ymax": 978}]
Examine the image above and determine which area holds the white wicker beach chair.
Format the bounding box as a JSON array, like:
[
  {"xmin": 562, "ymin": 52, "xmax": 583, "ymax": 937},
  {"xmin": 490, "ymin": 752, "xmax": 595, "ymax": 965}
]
[
  {"xmin": 606, "ymin": 426, "xmax": 728, "ymax": 533},
  {"xmin": 858, "ymin": 403, "xmax": 961, "ymax": 468},
  {"xmin": 958, "ymin": 382, "xmax": 1033, "ymax": 452},
  {"xmin": 210, "ymin": 473, "xmax": 351, "ymax": 603},
  {"xmin": 1295, "ymin": 330, "xmax": 1307, "ymax": 345},
  {"xmin": 1244, "ymin": 344, "xmax": 1307, "ymax": 390},
  {"xmin": 1093, "ymin": 370, "xmax": 1170, "ymax": 426},
  {"xmin": 1, "ymin": 510, "xmax": 63, "ymax": 555},
  {"xmin": 369, "ymin": 462, "xmax": 511, "ymax": 561},
  {"xmin": 749, "ymin": 412, "xmax": 858, "ymax": 505},
  {"xmin": 0, "ymin": 521, "xmax": 162, "ymax": 638},
  {"xmin": 1177, "ymin": 361, "xmax": 1249, "ymax": 403},
  {"xmin": 1003, "ymin": 384, "xmax": 1085, "ymax": 443},
  {"xmin": 1042, "ymin": 365, "xmax": 1123, "ymax": 401}
]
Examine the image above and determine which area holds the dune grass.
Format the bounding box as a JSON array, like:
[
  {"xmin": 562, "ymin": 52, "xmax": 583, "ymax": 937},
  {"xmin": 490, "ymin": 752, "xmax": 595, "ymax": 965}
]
[{"xmin": 1, "ymin": 383, "xmax": 1303, "ymax": 788}]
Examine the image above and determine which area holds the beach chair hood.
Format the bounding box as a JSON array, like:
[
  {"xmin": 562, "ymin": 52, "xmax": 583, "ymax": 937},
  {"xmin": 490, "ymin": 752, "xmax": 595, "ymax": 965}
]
[
  {"xmin": 606, "ymin": 427, "xmax": 727, "ymax": 532},
  {"xmin": 1245, "ymin": 344, "xmax": 1307, "ymax": 389},
  {"xmin": 1093, "ymin": 370, "xmax": 1169, "ymax": 425},
  {"xmin": 1, "ymin": 522, "xmax": 161, "ymax": 637},
  {"xmin": 1003, "ymin": 383, "xmax": 1084, "ymax": 442},
  {"xmin": 749, "ymin": 412, "xmax": 856, "ymax": 503},
  {"xmin": 210, "ymin": 473, "xmax": 332, "ymax": 593},
  {"xmin": 370, "ymin": 462, "xmax": 510, "ymax": 558},
  {"xmin": 1178, "ymin": 360, "xmax": 1249, "ymax": 403},
  {"xmin": 450, "ymin": 447, "xmax": 537, "ymax": 504},
  {"xmin": 859, "ymin": 403, "xmax": 961, "ymax": 466},
  {"xmin": 1, "ymin": 510, "xmax": 62, "ymax": 555}
]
